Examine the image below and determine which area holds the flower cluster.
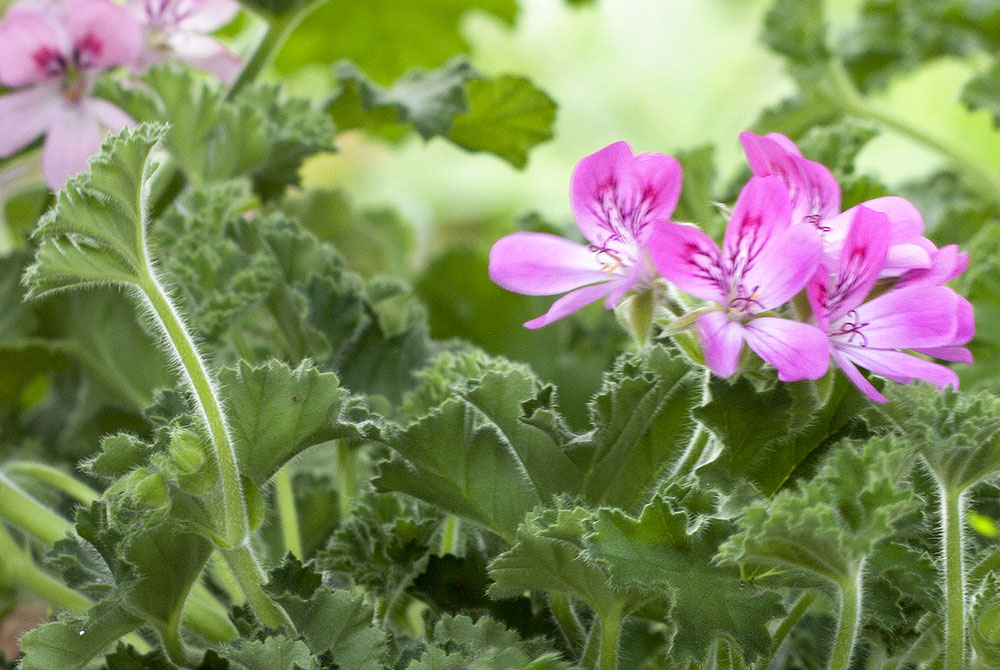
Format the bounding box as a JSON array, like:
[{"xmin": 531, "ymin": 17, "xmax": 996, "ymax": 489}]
[
  {"xmin": 0, "ymin": 0, "xmax": 239, "ymax": 190},
  {"xmin": 489, "ymin": 135, "xmax": 974, "ymax": 402}
]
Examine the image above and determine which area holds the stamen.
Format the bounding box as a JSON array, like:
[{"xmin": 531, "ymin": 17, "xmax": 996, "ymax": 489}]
[{"xmin": 834, "ymin": 309, "xmax": 870, "ymax": 346}]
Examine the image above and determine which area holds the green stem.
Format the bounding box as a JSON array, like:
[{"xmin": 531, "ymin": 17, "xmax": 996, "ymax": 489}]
[
  {"xmin": 0, "ymin": 523, "xmax": 90, "ymax": 614},
  {"xmin": 824, "ymin": 60, "xmax": 1000, "ymax": 201},
  {"xmin": 941, "ymin": 485, "xmax": 966, "ymax": 670},
  {"xmin": 828, "ymin": 564, "xmax": 864, "ymax": 670},
  {"xmin": 770, "ymin": 591, "xmax": 817, "ymax": 657},
  {"xmin": 184, "ymin": 582, "xmax": 239, "ymax": 642},
  {"xmin": 139, "ymin": 276, "xmax": 248, "ymax": 548},
  {"xmin": 0, "ymin": 472, "xmax": 72, "ymax": 545},
  {"xmin": 336, "ymin": 441, "xmax": 357, "ymax": 521},
  {"xmin": 549, "ymin": 593, "xmax": 586, "ymax": 657},
  {"xmin": 222, "ymin": 543, "xmax": 294, "ymax": 631},
  {"xmin": 210, "ymin": 552, "xmax": 245, "ymax": 605},
  {"xmin": 671, "ymin": 425, "xmax": 710, "ymax": 479},
  {"xmin": 580, "ymin": 618, "xmax": 601, "ymax": 670},
  {"xmin": 274, "ymin": 467, "xmax": 303, "ymax": 559},
  {"xmin": 438, "ymin": 515, "xmax": 461, "ymax": 556},
  {"xmin": 3, "ymin": 461, "xmax": 100, "ymax": 505},
  {"xmin": 596, "ymin": 600, "xmax": 625, "ymax": 670}
]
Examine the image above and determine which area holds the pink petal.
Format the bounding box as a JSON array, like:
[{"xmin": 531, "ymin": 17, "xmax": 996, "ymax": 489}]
[
  {"xmin": 0, "ymin": 7, "xmax": 66, "ymax": 86},
  {"xmin": 896, "ymin": 244, "xmax": 968, "ymax": 287},
  {"xmin": 743, "ymin": 221, "xmax": 823, "ymax": 311},
  {"xmin": 743, "ymin": 317, "xmax": 830, "ymax": 381},
  {"xmin": 176, "ymin": 0, "xmax": 240, "ymax": 32},
  {"xmin": 832, "ymin": 349, "xmax": 887, "ymax": 402},
  {"xmin": 838, "ymin": 346, "xmax": 959, "ymax": 392},
  {"xmin": 823, "ymin": 196, "xmax": 926, "ymax": 264},
  {"xmin": 0, "ymin": 83, "xmax": 61, "ymax": 156},
  {"xmin": 695, "ymin": 311, "xmax": 744, "ymax": 378},
  {"xmin": 85, "ymin": 97, "xmax": 134, "ymax": 132},
  {"xmin": 570, "ymin": 141, "xmax": 682, "ymax": 248},
  {"xmin": 848, "ymin": 285, "xmax": 964, "ymax": 349},
  {"xmin": 523, "ymin": 282, "xmax": 616, "ymax": 329},
  {"xmin": 489, "ymin": 232, "xmax": 612, "ymax": 296},
  {"xmin": 646, "ymin": 221, "xmax": 725, "ymax": 303},
  {"xmin": 167, "ymin": 32, "xmax": 240, "ymax": 82},
  {"xmin": 806, "ymin": 267, "xmax": 832, "ymax": 331},
  {"xmin": 41, "ymin": 102, "xmax": 103, "ymax": 190},
  {"xmin": 739, "ymin": 131, "xmax": 840, "ymax": 226},
  {"xmin": 823, "ymin": 205, "xmax": 890, "ymax": 320},
  {"xmin": 65, "ymin": 0, "xmax": 143, "ymax": 71},
  {"xmin": 722, "ymin": 176, "xmax": 793, "ymax": 281},
  {"xmin": 913, "ymin": 346, "xmax": 973, "ymax": 364}
]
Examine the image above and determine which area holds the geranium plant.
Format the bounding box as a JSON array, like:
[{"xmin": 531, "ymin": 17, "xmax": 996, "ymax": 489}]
[{"xmin": 0, "ymin": 1, "xmax": 998, "ymax": 669}]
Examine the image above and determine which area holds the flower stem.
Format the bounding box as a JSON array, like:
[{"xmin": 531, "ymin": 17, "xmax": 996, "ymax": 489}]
[
  {"xmin": 0, "ymin": 522, "xmax": 90, "ymax": 614},
  {"xmin": 0, "ymin": 472, "xmax": 71, "ymax": 545},
  {"xmin": 222, "ymin": 543, "xmax": 294, "ymax": 630},
  {"xmin": 274, "ymin": 467, "xmax": 303, "ymax": 559},
  {"xmin": 549, "ymin": 593, "xmax": 587, "ymax": 657},
  {"xmin": 823, "ymin": 60, "xmax": 1000, "ymax": 202},
  {"xmin": 596, "ymin": 600, "xmax": 625, "ymax": 670},
  {"xmin": 828, "ymin": 564, "xmax": 864, "ymax": 670},
  {"xmin": 770, "ymin": 591, "xmax": 817, "ymax": 657},
  {"xmin": 336, "ymin": 441, "xmax": 357, "ymax": 521},
  {"xmin": 438, "ymin": 515, "xmax": 461, "ymax": 556},
  {"xmin": 940, "ymin": 484, "xmax": 966, "ymax": 670},
  {"xmin": 3, "ymin": 461, "xmax": 100, "ymax": 505},
  {"xmin": 138, "ymin": 276, "xmax": 248, "ymax": 549}
]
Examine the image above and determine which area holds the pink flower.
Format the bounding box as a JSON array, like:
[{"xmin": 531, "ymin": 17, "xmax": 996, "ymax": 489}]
[
  {"xmin": 489, "ymin": 141, "xmax": 682, "ymax": 329},
  {"xmin": 807, "ymin": 205, "xmax": 973, "ymax": 402},
  {"xmin": 0, "ymin": 0, "xmax": 143, "ymax": 190},
  {"xmin": 740, "ymin": 131, "xmax": 938, "ymax": 277},
  {"xmin": 649, "ymin": 176, "xmax": 830, "ymax": 382},
  {"xmin": 129, "ymin": 0, "xmax": 241, "ymax": 83}
]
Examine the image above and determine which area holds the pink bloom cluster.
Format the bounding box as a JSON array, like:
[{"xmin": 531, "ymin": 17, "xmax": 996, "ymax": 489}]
[
  {"xmin": 0, "ymin": 0, "xmax": 239, "ymax": 190},
  {"xmin": 489, "ymin": 135, "xmax": 974, "ymax": 402}
]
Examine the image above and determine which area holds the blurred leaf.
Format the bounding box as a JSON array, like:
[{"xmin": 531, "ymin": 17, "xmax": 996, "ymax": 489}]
[
  {"xmin": 962, "ymin": 58, "xmax": 1000, "ymax": 126},
  {"xmin": 672, "ymin": 145, "xmax": 720, "ymax": 233},
  {"xmin": 795, "ymin": 120, "xmax": 879, "ymax": 178},
  {"xmin": 762, "ymin": 0, "xmax": 830, "ymax": 78},
  {"xmin": 446, "ymin": 76, "xmax": 557, "ymax": 168},
  {"xmin": 275, "ymin": 0, "xmax": 517, "ymax": 83}
]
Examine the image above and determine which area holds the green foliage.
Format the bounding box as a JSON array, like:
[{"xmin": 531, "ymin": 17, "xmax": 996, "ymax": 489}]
[
  {"xmin": 761, "ymin": 0, "xmax": 829, "ymax": 78},
  {"xmin": 19, "ymin": 601, "xmax": 143, "ymax": 670},
  {"xmin": 275, "ymin": 0, "xmax": 517, "ymax": 83},
  {"xmin": 957, "ymin": 222, "xmax": 1000, "ymax": 393},
  {"xmin": 963, "ymin": 59, "xmax": 1000, "ymax": 127},
  {"xmin": 717, "ymin": 435, "xmax": 918, "ymax": 584},
  {"xmin": 586, "ymin": 495, "xmax": 785, "ymax": 662}
]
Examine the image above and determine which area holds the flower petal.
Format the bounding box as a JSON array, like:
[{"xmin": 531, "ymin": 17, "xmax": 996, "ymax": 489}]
[
  {"xmin": 41, "ymin": 102, "xmax": 102, "ymax": 190},
  {"xmin": 523, "ymin": 282, "xmax": 616, "ymax": 329},
  {"xmin": 695, "ymin": 311, "xmax": 744, "ymax": 378},
  {"xmin": 722, "ymin": 176, "xmax": 793, "ymax": 282},
  {"xmin": 848, "ymin": 285, "xmax": 965, "ymax": 349},
  {"xmin": 175, "ymin": 0, "xmax": 240, "ymax": 31},
  {"xmin": 0, "ymin": 7, "xmax": 66, "ymax": 87},
  {"xmin": 896, "ymin": 244, "xmax": 968, "ymax": 287},
  {"xmin": 913, "ymin": 346, "xmax": 973, "ymax": 364},
  {"xmin": 570, "ymin": 140, "xmax": 682, "ymax": 247},
  {"xmin": 85, "ymin": 97, "xmax": 134, "ymax": 132},
  {"xmin": 646, "ymin": 221, "xmax": 725, "ymax": 303},
  {"xmin": 832, "ymin": 349, "xmax": 886, "ymax": 402},
  {"xmin": 743, "ymin": 317, "xmax": 829, "ymax": 381},
  {"xmin": 166, "ymin": 32, "xmax": 240, "ymax": 82},
  {"xmin": 489, "ymin": 231, "xmax": 611, "ymax": 296},
  {"xmin": 838, "ymin": 346, "xmax": 959, "ymax": 392},
  {"xmin": 0, "ymin": 83, "xmax": 60, "ymax": 156},
  {"xmin": 743, "ymin": 220, "xmax": 823, "ymax": 311},
  {"xmin": 65, "ymin": 0, "xmax": 143, "ymax": 71},
  {"xmin": 823, "ymin": 205, "xmax": 890, "ymax": 319}
]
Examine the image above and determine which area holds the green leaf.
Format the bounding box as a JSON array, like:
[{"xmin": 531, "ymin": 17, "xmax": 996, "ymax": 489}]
[
  {"xmin": 275, "ymin": 0, "xmax": 517, "ymax": 83},
  {"xmin": 488, "ymin": 504, "xmax": 628, "ymax": 617},
  {"xmin": 672, "ymin": 146, "xmax": 720, "ymax": 234},
  {"xmin": 794, "ymin": 120, "xmax": 879, "ymax": 179},
  {"xmin": 586, "ymin": 495, "xmax": 785, "ymax": 662},
  {"xmin": 218, "ymin": 359, "xmax": 378, "ymax": 485},
  {"xmin": 329, "ymin": 59, "xmax": 476, "ymax": 138},
  {"xmin": 762, "ymin": 0, "xmax": 830, "ymax": 75},
  {"xmin": 19, "ymin": 601, "xmax": 143, "ymax": 670},
  {"xmin": 956, "ymin": 221, "xmax": 1000, "ymax": 393},
  {"xmin": 446, "ymin": 76, "xmax": 557, "ymax": 168},
  {"xmin": 875, "ymin": 385, "xmax": 1000, "ymax": 493},
  {"xmin": 22, "ymin": 125, "xmax": 165, "ymax": 298},
  {"xmin": 971, "ymin": 574, "xmax": 1000, "ymax": 666},
  {"xmin": 225, "ymin": 637, "xmax": 316, "ymax": 670},
  {"xmin": 265, "ymin": 583, "xmax": 387, "ymax": 668},
  {"xmin": 717, "ymin": 435, "xmax": 918, "ymax": 585},
  {"xmin": 963, "ymin": 59, "xmax": 1000, "ymax": 126}
]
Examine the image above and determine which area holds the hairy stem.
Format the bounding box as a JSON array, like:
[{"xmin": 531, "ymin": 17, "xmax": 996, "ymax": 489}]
[
  {"xmin": 0, "ymin": 522, "xmax": 90, "ymax": 613},
  {"xmin": 549, "ymin": 593, "xmax": 587, "ymax": 657},
  {"xmin": 0, "ymin": 472, "xmax": 71, "ymax": 545},
  {"xmin": 336, "ymin": 441, "xmax": 357, "ymax": 521},
  {"xmin": 770, "ymin": 591, "xmax": 817, "ymax": 657},
  {"xmin": 597, "ymin": 600, "xmax": 625, "ymax": 670},
  {"xmin": 3, "ymin": 462, "xmax": 99, "ymax": 505},
  {"xmin": 828, "ymin": 564, "xmax": 864, "ymax": 670},
  {"xmin": 941, "ymin": 485, "xmax": 966, "ymax": 670},
  {"xmin": 139, "ymin": 275, "xmax": 248, "ymax": 548},
  {"xmin": 823, "ymin": 60, "xmax": 1000, "ymax": 202},
  {"xmin": 274, "ymin": 467, "xmax": 303, "ymax": 559},
  {"xmin": 439, "ymin": 515, "xmax": 461, "ymax": 556},
  {"xmin": 222, "ymin": 543, "xmax": 294, "ymax": 630}
]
